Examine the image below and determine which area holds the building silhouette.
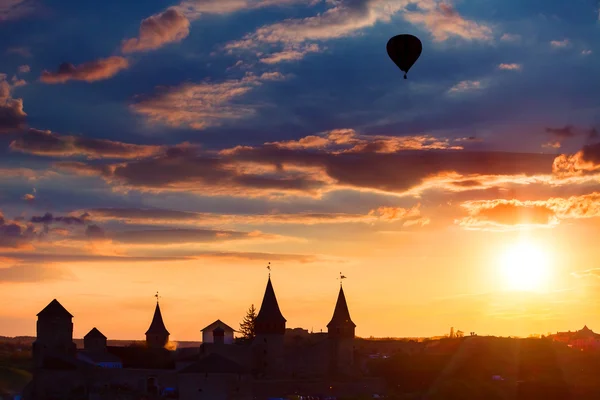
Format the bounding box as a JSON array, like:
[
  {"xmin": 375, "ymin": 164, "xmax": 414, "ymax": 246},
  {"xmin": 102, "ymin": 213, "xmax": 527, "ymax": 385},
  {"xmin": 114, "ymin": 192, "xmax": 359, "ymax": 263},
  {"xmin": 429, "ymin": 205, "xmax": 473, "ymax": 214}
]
[{"xmin": 24, "ymin": 276, "xmax": 385, "ymax": 399}]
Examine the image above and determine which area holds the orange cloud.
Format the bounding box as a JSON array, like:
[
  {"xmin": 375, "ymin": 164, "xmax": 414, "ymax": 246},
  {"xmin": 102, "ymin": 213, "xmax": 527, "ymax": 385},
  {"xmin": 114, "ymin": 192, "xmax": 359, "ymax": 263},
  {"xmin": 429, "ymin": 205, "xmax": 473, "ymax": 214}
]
[
  {"xmin": 0, "ymin": 76, "xmax": 27, "ymax": 133},
  {"xmin": 40, "ymin": 56, "xmax": 129, "ymax": 84},
  {"xmin": 500, "ymin": 33, "xmax": 521, "ymax": 42},
  {"xmin": 550, "ymin": 39, "xmax": 570, "ymax": 48},
  {"xmin": 131, "ymin": 73, "xmax": 290, "ymax": 129},
  {"xmin": 448, "ymin": 80, "xmax": 484, "ymax": 93},
  {"xmin": 260, "ymin": 44, "xmax": 322, "ymax": 64},
  {"xmin": 266, "ymin": 129, "xmax": 464, "ymax": 153},
  {"xmin": 498, "ymin": 63, "xmax": 522, "ymax": 71},
  {"xmin": 80, "ymin": 205, "xmax": 427, "ymax": 227},
  {"xmin": 403, "ymin": 1, "xmax": 493, "ymax": 42},
  {"xmin": 457, "ymin": 193, "xmax": 600, "ymax": 230},
  {"xmin": 121, "ymin": 8, "xmax": 190, "ymax": 53}
]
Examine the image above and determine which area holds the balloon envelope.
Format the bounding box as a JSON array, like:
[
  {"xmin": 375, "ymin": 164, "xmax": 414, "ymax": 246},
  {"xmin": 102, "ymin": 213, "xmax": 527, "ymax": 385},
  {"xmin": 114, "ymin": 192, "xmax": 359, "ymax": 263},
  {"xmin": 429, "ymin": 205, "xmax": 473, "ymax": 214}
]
[{"xmin": 387, "ymin": 34, "xmax": 422, "ymax": 79}]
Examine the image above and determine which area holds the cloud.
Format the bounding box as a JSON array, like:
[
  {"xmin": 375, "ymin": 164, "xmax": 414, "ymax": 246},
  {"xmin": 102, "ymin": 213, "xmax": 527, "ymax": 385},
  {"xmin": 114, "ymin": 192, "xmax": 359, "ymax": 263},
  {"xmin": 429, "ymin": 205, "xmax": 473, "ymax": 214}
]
[
  {"xmin": 131, "ymin": 72, "xmax": 291, "ymax": 130},
  {"xmin": 121, "ymin": 8, "xmax": 190, "ymax": 53},
  {"xmin": 0, "ymin": 213, "xmax": 35, "ymax": 248},
  {"xmin": 498, "ymin": 63, "xmax": 522, "ymax": 71},
  {"xmin": 259, "ymin": 44, "xmax": 322, "ymax": 64},
  {"xmin": 0, "ymin": 76, "xmax": 27, "ymax": 133},
  {"xmin": 40, "ymin": 56, "xmax": 129, "ymax": 84},
  {"xmin": 0, "ymin": 0, "xmax": 34, "ymax": 21},
  {"xmin": 448, "ymin": 80, "xmax": 484, "ymax": 93},
  {"xmin": 457, "ymin": 200, "xmax": 557, "ymax": 230},
  {"xmin": 54, "ymin": 129, "xmax": 557, "ymax": 197},
  {"xmin": 581, "ymin": 50, "xmax": 592, "ymax": 56},
  {"xmin": 11, "ymin": 76, "xmax": 27, "ymax": 86},
  {"xmin": 176, "ymin": 0, "xmax": 313, "ymax": 20},
  {"xmin": 30, "ymin": 212, "xmax": 87, "ymax": 226},
  {"xmin": 225, "ymin": 0, "xmax": 492, "ymax": 63},
  {"xmin": 80, "ymin": 204, "xmax": 426, "ymax": 226},
  {"xmin": 571, "ymin": 269, "xmax": 600, "ymax": 279},
  {"xmin": 110, "ymin": 228, "xmax": 281, "ymax": 245},
  {"xmin": 550, "ymin": 39, "xmax": 570, "ymax": 48},
  {"xmin": 0, "ymin": 264, "xmax": 72, "ymax": 283},
  {"xmin": 500, "ymin": 33, "xmax": 521, "ymax": 42},
  {"xmin": 402, "ymin": 1, "xmax": 493, "ymax": 42},
  {"xmin": 17, "ymin": 65, "xmax": 30, "ymax": 73},
  {"xmin": 546, "ymin": 125, "xmax": 577, "ymax": 139},
  {"xmin": 552, "ymin": 141, "xmax": 600, "ymax": 177},
  {"xmin": 457, "ymin": 193, "xmax": 600, "ymax": 230},
  {"xmin": 10, "ymin": 128, "xmax": 165, "ymax": 159},
  {"xmin": 22, "ymin": 193, "xmax": 35, "ymax": 202},
  {"xmin": 6, "ymin": 47, "xmax": 32, "ymax": 57},
  {"xmin": 0, "ymin": 252, "xmax": 192, "ymax": 263}
]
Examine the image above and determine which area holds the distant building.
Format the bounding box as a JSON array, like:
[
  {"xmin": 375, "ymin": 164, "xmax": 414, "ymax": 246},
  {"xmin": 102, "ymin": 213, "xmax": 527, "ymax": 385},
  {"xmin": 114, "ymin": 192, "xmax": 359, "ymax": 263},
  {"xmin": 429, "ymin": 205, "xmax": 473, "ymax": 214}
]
[
  {"xmin": 551, "ymin": 325, "xmax": 600, "ymax": 351},
  {"xmin": 201, "ymin": 320, "xmax": 236, "ymax": 345}
]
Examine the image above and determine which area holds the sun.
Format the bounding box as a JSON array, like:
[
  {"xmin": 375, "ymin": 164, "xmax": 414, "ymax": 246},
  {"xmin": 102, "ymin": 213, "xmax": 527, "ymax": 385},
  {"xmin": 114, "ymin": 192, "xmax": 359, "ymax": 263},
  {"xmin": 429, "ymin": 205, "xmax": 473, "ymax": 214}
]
[{"xmin": 498, "ymin": 240, "xmax": 551, "ymax": 292}]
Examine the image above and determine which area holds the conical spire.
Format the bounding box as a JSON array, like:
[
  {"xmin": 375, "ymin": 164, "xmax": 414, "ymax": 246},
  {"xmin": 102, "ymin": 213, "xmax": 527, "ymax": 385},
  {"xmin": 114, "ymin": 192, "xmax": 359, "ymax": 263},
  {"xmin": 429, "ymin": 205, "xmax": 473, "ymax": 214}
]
[
  {"xmin": 327, "ymin": 285, "xmax": 355, "ymax": 329},
  {"xmin": 145, "ymin": 302, "xmax": 170, "ymax": 336},
  {"xmin": 255, "ymin": 276, "xmax": 286, "ymax": 335}
]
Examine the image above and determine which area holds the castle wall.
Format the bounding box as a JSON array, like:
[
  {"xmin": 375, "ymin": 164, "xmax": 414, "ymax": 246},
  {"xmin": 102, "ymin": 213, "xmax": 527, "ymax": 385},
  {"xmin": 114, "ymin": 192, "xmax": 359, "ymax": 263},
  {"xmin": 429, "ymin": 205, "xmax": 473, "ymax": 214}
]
[
  {"xmin": 179, "ymin": 373, "xmax": 253, "ymax": 400},
  {"xmin": 252, "ymin": 334, "xmax": 284, "ymax": 378}
]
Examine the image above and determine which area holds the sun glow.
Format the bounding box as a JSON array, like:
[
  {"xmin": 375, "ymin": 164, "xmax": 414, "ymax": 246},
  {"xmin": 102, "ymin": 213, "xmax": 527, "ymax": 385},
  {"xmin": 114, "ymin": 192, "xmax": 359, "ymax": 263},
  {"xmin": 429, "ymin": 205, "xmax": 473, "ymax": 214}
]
[{"xmin": 498, "ymin": 240, "xmax": 552, "ymax": 292}]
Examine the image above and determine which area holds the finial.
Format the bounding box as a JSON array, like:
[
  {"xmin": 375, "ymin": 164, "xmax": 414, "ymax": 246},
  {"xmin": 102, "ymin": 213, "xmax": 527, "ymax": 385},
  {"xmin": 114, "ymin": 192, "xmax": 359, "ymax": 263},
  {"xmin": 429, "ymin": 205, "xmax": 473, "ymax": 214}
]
[
  {"xmin": 267, "ymin": 262, "xmax": 271, "ymax": 278},
  {"xmin": 338, "ymin": 272, "xmax": 347, "ymax": 286},
  {"xmin": 155, "ymin": 291, "xmax": 160, "ymax": 304}
]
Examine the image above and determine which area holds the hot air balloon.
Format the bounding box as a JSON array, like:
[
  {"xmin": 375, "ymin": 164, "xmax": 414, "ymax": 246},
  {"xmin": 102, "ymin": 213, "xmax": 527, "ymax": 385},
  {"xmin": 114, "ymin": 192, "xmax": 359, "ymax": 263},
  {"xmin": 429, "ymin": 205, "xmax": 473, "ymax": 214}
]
[{"xmin": 387, "ymin": 34, "xmax": 422, "ymax": 79}]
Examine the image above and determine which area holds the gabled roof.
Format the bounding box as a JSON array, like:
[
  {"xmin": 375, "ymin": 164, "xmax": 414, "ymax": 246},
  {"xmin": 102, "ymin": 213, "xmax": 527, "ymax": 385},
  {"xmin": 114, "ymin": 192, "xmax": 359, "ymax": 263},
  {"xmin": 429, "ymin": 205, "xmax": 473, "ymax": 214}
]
[
  {"xmin": 179, "ymin": 353, "xmax": 247, "ymax": 374},
  {"xmin": 200, "ymin": 319, "xmax": 236, "ymax": 333},
  {"xmin": 255, "ymin": 277, "xmax": 286, "ymax": 325},
  {"xmin": 145, "ymin": 303, "xmax": 170, "ymax": 336},
  {"xmin": 327, "ymin": 286, "xmax": 356, "ymax": 328},
  {"xmin": 84, "ymin": 327, "xmax": 106, "ymax": 340},
  {"xmin": 37, "ymin": 299, "xmax": 73, "ymax": 318}
]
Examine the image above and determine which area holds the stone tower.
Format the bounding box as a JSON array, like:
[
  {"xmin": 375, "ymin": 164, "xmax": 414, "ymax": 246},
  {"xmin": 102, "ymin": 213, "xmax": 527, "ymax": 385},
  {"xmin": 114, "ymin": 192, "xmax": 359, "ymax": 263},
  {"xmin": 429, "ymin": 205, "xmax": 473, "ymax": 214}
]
[
  {"xmin": 327, "ymin": 284, "xmax": 356, "ymax": 376},
  {"xmin": 84, "ymin": 327, "xmax": 107, "ymax": 353},
  {"xmin": 145, "ymin": 298, "xmax": 170, "ymax": 349},
  {"xmin": 252, "ymin": 276, "xmax": 286, "ymax": 377},
  {"xmin": 32, "ymin": 299, "xmax": 77, "ymax": 368}
]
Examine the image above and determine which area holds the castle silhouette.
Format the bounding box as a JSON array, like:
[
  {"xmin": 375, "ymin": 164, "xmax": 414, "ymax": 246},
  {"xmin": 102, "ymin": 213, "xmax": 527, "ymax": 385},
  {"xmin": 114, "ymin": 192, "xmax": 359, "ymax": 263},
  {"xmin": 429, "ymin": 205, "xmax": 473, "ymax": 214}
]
[{"xmin": 25, "ymin": 276, "xmax": 385, "ymax": 399}]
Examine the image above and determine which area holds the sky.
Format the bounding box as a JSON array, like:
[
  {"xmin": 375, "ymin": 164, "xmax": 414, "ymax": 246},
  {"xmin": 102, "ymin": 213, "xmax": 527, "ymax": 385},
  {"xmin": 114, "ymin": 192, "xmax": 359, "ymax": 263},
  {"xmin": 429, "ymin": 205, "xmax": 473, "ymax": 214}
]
[{"xmin": 1, "ymin": 0, "xmax": 600, "ymax": 341}]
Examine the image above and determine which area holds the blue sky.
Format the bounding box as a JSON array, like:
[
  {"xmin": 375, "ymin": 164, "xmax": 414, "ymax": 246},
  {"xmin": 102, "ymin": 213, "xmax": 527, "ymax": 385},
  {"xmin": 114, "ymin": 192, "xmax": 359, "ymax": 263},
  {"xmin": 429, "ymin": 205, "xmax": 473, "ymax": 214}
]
[{"xmin": 1, "ymin": 0, "xmax": 600, "ymax": 340}]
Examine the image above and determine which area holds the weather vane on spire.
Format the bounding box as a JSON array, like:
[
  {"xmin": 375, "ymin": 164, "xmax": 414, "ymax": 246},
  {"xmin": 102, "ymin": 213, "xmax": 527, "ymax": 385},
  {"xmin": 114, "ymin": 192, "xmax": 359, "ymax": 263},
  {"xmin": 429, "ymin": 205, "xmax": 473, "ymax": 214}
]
[
  {"xmin": 155, "ymin": 291, "xmax": 160, "ymax": 304},
  {"xmin": 339, "ymin": 272, "xmax": 347, "ymax": 286},
  {"xmin": 267, "ymin": 262, "xmax": 271, "ymax": 278}
]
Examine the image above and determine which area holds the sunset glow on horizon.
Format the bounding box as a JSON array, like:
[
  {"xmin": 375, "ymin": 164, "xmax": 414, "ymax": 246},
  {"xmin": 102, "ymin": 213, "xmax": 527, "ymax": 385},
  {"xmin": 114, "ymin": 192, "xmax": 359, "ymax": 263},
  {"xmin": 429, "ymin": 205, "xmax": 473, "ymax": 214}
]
[{"xmin": 1, "ymin": 0, "xmax": 600, "ymax": 342}]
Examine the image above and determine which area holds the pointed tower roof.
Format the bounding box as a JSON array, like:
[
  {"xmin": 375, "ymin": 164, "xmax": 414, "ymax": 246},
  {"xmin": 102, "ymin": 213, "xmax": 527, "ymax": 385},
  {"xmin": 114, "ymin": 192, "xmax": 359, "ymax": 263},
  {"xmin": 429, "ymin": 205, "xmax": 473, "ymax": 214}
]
[
  {"xmin": 84, "ymin": 327, "xmax": 106, "ymax": 339},
  {"xmin": 145, "ymin": 302, "xmax": 170, "ymax": 336},
  {"xmin": 255, "ymin": 277, "xmax": 286, "ymax": 325},
  {"xmin": 37, "ymin": 299, "xmax": 73, "ymax": 318},
  {"xmin": 327, "ymin": 286, "xmax": 355, "ymax": 328}
]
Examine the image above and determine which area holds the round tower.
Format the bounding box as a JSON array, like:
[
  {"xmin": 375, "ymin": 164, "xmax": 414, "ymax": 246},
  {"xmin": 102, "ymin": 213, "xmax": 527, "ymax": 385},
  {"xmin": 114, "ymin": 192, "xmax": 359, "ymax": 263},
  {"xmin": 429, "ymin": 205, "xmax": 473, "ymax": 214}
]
[{"xmin": 252, "ymin": 275, "xmax": 286, "ymax": 377}]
